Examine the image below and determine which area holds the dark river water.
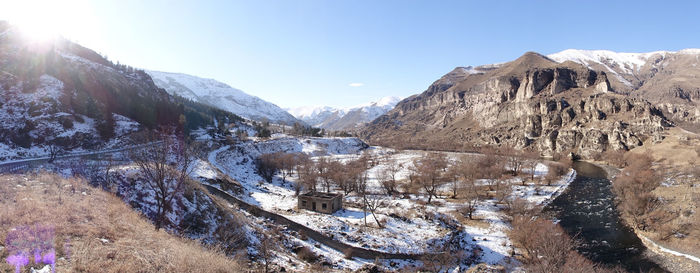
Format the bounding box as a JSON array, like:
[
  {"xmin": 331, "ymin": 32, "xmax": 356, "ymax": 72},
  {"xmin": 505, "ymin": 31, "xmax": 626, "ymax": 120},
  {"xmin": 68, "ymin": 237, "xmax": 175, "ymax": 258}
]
[{"xmin": 543, "ymin": 161, "xmax": 668, "ymax": 273}]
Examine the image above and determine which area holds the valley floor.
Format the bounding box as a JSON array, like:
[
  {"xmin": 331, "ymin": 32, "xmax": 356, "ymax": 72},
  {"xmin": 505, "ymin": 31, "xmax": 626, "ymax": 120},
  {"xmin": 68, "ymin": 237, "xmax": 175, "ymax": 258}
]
[{"xmin": 195, "ymin": 135, "xmax": 576, "ymax": 271}]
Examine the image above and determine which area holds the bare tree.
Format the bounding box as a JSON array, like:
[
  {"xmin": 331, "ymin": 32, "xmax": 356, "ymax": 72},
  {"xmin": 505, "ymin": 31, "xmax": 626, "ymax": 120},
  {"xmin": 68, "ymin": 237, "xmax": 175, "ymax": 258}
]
[
  {"xmin": 326, "ymin": 160, "xmax": 345, "ymax": 192},
  {"xmin": 509, "ymin": 215, "xmax": 607, "ymax": 273},
  {"xmin": 355, "ymin": 165, "xmax": 371, "ymax": 227},
  {"xmin": 420, "ymin": 248, "xmax": 461, "ymax": 273},
  {"xmin": 47, "ymin": 142, "xmax": 63, "ymax": 163},
  {"xmin": 522, "ymin": 150, "xmax": 541, "ymax": 185},
  {"xmin": 503, "ymin": 146, "xmax": 524, "ymax": 176},
  {"xmin": 362, "ymin": 193, "xmax": 385, "ymax": 228},
  {"xmin": 316, "ymin": 157, "xmax": 332, "ymax": 192},
  {"xmin": 378, "ymin": 161, "xmax": 400, "ymax": 196},
  {"xmin": 477, "ymin": 153, "xmax": 505, "ymax": 191},
  {"xmin": 457, "ymin": 156, "xmax": 482, "ymax": 219},
  {"xmin": 256, "ymin": 153, "xmax": 279, "ymax": 182},
  {"xmin": 258, "ymin": 228, "xmax": 279, "ymax": 273},
  {"xmin": 445, "ymin": 161, "xmax": 461, "ymax": 198},
  {"xmin": 612, "ymin": 154, "xmax": 660, "ymax": 229},
  {"xmin": 545, "ymin": 163, "xmax": 568, "ymax": 186},
  {"xmin": 494, "ymin": 179, "xmax": 513, "ymax": 205},
  {"xmin": 297, "ymin": 158, "xmax": 318, "ymax": 194},
  {"xmin": 130, "ymin": 127, "xmax": 194, "ymax": 230},
  {"xmin": 279, "ymin": 153, "xmax": 300, "ymax": 183},
  {"xmin": 413, "ymin": 152, "xmax": 448, "ymax": 204},
  {"xmin": 337, "ymin": 161, "xmax": 357, "ymax": 195}
]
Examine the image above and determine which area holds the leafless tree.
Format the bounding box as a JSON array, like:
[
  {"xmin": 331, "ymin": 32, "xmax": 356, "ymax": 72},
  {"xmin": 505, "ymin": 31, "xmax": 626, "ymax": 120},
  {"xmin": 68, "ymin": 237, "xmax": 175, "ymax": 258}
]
[
  {"xmin": 522, "ymin": 150, "xmax": 541, "ymax": 185},
  {"xmin": 503, "ymin": 146, "xmax": 525, "ymax": 176},
  {"xmin": 297, "ymin": 158, "xmax": 318, "ymax": 194},
  {"xmin": 258, "ymin": 228, "xmax": 280, "ymax": 273},
  {"xmin": 457, "ymin": 156, "xmax": 482, "ymax": 219},
  {"xmin": 509, "ymin": 215, "xmax": 607, "ymax": 273},
  {"xmin": 336, "ymin": 161, "xmax": 357, "ymax": 195},
  {"xmin": 413, "ymin": 152, "xmax": 448, "ymax": 204},
  {"xmin": 545, "ymin": 163, "xmax": 568, "ymax": 186},
  {"xmin": 256, "ymin": 153, "xmax": 279, "ymax": 182},
  {"xmin": 445, "ymin": 161, "xmax": 462, "ymax": 198},
  {"xmin": 420, "ymin": 248, "xmax": 461, "ymax": 273},
  {"xmin": 476, "ymin": 153, "xmax": 505, "ymax": 192},
  {"xmin": 612, "ymin": 154, "xmax": 660, "ymax": 229},
  {"xmin": 355, "ymin": 164, "xmax": 371, "ymax": 227},
  {"xmin": 316, "ymin": 157, "xmax": 333, "ymax": 192},
  {"xmin": 47, "ymin": 142, "xmax": 63, "ymax": 163},
  {"xmin": 280, "ymin": 153, "xmax": 300, "ymax": 183},
  {"xmin": 494, "ymin": 179, "xmax": 513, "ymax": 205},
  {"xmin": 378, "ymin": 161, "xmax": 400, "ymax": 196},
  {"xmin": 362, "ymin": 193, "xmax": 385, "ymax": 228},
  {"xmin": 130, "ymin": 127, "xmax": 194, "ymax": 230}
]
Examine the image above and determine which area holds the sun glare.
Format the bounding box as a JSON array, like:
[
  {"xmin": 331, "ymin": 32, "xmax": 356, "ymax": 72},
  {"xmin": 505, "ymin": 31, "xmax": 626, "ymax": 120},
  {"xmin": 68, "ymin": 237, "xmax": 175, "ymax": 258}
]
[{"xmin": 1, "ymin": 0, "xmax": 98, "ymax": 44}]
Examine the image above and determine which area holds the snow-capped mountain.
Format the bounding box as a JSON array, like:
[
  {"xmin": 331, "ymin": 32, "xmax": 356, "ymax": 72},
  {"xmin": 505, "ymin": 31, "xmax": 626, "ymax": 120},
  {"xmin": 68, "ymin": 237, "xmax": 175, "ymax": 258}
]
[
  {"xmin": 147, "ymin": 71, "xmax": 300, "ymax": 125},
  {"xmin": 547, "ymin": 49, "xmax": 700, "ymax": 123},
  {"xmin": 287, "ymin": 96, "xmax": 401, "ymax": 130},
  {"xmin": 547, "ymin": 48, "xmax": 700, "ymax": 91}
]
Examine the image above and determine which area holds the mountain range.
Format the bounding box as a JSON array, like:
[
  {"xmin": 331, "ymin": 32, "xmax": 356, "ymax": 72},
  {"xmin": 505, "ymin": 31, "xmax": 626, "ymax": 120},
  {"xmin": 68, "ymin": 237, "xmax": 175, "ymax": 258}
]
[
  {"xmin": 361, "ymin": 49, "xmax": 700, "ymax": 157},
  {"xmin": 147, "ymin": 71, "xmax": 300, "ymax": 125},
  {"xmin": 286, "ymin": 96, "xmax": 401, "ymax": 130}
]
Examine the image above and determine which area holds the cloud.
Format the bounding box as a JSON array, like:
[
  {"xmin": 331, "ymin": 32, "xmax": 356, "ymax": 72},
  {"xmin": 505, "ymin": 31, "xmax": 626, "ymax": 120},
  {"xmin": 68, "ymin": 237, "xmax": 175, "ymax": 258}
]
[{"xmin": 348, "ymin": 83, "xmax": 364, "ymax": 87}]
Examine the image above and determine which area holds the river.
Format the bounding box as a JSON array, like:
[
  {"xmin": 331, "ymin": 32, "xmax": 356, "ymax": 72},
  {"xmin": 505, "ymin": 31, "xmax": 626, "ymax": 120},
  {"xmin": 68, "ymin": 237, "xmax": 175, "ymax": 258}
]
[{"xmin": 543, "ymin": 161, "xmax": 668, "ymax": 272}]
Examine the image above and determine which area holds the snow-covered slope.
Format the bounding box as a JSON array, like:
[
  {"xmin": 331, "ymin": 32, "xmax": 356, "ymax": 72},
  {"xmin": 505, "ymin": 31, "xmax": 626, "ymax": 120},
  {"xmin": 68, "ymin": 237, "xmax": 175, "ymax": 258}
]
[
  {"xmin": 287, "ymin": 96, "xmax": 401, "ymax": 130},
  {"xmin": 147, "ymin": 71, "xmax": 300, "ymax": 125},
  {"xmin": 547, "ymin": 48, "xmax": 700, "ymax": 90},
  {"xmin": 548, "ymin": 49, "xmax": 669, "ymax": 74}
]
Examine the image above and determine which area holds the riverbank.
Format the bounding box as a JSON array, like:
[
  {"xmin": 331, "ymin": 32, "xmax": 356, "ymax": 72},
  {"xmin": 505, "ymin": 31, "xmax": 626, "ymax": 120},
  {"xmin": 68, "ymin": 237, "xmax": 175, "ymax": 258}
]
[{"xmin": 588, "ymin": 160, "xmax": 700, "ymax": 273}]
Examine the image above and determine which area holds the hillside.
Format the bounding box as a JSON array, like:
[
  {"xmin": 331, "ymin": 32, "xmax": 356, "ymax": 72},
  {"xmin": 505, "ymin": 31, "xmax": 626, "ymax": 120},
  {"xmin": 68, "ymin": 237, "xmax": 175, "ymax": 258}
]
[
  {"xmin": 361, "ymin": 51, "xmax": 672, "ymax": 158},
  {"xmin": 0, "ymin": 22, "xmax": 235, "ymax": 160},
  {"xmin": 147, "ymin": 70, "xmax": 300, "ymax": 125},
  {"xmin": 0, "ymin": 172, "xmax": 245, "ymax": 272},
  {"xmin": 288, "ymin": 96, "xmax": 401, "ymax": 131}
]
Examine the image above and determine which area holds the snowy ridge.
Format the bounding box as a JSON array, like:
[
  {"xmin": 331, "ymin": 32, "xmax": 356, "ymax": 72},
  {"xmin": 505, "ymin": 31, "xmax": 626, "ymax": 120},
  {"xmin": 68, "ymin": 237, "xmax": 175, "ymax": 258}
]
[
  {"xmin": 547, "ymin": 49, "xmax": 671, "ymax": 74},
  {"xmin": 147, "ymin": 71, "xmax": 300, "ymax": 125},
  {"xmin": 286, "ymin": 96, "xmax": 401, "ymax": 130},
  {"xmin": 286, "ymin": 105, "xmax": 339, "ymax": 120}
]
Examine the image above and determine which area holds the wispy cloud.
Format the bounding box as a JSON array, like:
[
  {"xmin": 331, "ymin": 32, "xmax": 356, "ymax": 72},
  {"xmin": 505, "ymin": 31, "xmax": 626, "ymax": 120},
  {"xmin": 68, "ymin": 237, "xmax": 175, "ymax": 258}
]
[{"xmin": 348, "ymin": 83, "xmax": 364, "ymax": 87}]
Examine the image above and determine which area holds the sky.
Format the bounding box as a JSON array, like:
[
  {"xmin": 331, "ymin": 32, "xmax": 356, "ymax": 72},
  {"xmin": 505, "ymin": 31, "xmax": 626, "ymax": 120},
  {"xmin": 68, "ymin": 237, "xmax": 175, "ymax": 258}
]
[{"xmin": 1, "ymin": 0, "xmax": 699, "ymax": 108}]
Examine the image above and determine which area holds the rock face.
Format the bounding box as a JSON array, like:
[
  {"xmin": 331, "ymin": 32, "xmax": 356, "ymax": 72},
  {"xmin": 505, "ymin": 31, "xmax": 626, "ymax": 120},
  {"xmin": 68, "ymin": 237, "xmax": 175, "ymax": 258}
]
[
  {"xmin": 548, "ymin": 49, "xmax": 700, "ymax": 126},
  {"xmin": 361, "ymin": 52, "xmax": 671, "ymax": 157}
]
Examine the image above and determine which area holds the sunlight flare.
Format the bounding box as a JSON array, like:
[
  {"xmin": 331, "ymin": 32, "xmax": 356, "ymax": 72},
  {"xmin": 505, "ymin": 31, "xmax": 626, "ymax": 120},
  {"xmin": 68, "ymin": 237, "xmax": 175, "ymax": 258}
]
[{"xmin": 2, "ymin": 0, "xmax": 97, "ymax": 43}]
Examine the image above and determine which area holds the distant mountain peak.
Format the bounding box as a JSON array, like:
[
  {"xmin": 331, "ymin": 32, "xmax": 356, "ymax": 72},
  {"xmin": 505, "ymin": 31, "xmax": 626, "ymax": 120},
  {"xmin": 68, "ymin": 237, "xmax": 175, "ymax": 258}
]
[{"xmin": 287, "ymin": 96, "xmax": 402, "ymax": 130}]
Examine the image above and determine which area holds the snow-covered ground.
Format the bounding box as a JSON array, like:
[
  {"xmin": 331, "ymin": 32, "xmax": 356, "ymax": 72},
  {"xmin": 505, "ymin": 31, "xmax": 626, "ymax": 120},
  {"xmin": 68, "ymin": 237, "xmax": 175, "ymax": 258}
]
[
  {"xmin": 206, "ymin": 135, "xmax": 577, "ymax": 271},
  {"xmin": 0, "ymin": 72, "xmax": 141, "ymax": 161}
]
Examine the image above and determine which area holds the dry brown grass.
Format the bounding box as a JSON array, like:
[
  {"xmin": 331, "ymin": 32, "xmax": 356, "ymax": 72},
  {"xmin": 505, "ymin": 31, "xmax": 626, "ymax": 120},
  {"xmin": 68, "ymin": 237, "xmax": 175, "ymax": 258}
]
[
  {"xmin": 626, "ymin": 127, "xmax": 700, "ymax": 257},
  {"xmin": 0, "ymin": 172, "xmax": 246, "ymax": 273}
]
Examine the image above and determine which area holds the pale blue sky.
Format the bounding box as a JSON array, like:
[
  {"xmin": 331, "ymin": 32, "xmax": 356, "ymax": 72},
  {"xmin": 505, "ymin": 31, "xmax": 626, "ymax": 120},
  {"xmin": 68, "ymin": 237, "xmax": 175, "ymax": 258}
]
[{"xmin": 2, "ymin": 0, "xmax": 699, "ymax": 108}]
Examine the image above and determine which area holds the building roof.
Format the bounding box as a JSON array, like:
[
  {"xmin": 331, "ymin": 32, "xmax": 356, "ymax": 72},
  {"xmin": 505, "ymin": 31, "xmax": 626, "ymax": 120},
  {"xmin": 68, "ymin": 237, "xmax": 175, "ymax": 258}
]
[{"xmin": 300, "ymin": 192, "xmax": 342, "ymax": 199}]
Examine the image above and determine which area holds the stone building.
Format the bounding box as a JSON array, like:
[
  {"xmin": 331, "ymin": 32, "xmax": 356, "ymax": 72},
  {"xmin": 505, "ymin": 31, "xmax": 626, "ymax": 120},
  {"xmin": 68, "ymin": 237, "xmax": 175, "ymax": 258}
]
[{"xmin": 298, "ymin": 192, "xmax": 343, "ymax": 214}]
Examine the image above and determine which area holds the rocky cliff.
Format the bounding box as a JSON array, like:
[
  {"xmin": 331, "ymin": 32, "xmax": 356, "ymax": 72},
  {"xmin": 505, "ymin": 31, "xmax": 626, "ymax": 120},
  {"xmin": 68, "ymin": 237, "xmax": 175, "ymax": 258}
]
[
  {"xmin": 548, "ymin": 49, "xmax": 700, "ymax": 128},
  {"xmin": 362, "ymin": 52, "xmax": 671, "ymax": 157}
]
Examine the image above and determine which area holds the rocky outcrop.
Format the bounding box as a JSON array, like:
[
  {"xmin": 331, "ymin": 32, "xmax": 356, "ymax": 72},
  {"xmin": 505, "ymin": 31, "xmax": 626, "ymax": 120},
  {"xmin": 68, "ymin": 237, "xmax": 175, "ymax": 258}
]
[{"xmin": 361, "ymin": 52, "xmax": 670, "ymax": 157}]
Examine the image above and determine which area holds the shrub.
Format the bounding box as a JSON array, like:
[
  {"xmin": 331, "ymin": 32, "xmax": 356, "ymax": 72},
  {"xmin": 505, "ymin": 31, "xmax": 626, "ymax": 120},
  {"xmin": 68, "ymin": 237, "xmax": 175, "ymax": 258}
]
[{"xmin": 296, "ymin": 246, "xmax": 318, "ymax": 263}]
